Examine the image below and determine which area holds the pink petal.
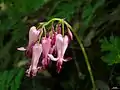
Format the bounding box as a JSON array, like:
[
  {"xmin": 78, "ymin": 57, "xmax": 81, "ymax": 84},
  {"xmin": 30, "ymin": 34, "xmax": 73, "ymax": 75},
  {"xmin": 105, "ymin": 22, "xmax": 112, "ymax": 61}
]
[
  {"xmin": 61, "ymin": 35, "xmax": 69, "ymax": 57},
  {"xmin": 28, "ymin": 26, "xmax": 40, "ymax": 46},
  {"xmin": 26, "ymin": 43, "xmax": 42, "ymax": 76},
  {"xmin": 56, "ymin": 59, "xmax": 63, "ymax": 73},
  {"xmin": 56, "ymin": 24, "xmax": 61, "ymax": 34},
  {"xmin": 51, "ymin": 32, "xmax": 56, "ymax": 46},
  {"xmin": 41, "ymin": 37, "xmax": 51, "ymax": 67},
  {"xmin": 68, "ymin": 28, "xmax": 73, "ymax": 40},
  {"xmin": 56, "ymin": 34, "xmax": 63, "ymax": 58}
]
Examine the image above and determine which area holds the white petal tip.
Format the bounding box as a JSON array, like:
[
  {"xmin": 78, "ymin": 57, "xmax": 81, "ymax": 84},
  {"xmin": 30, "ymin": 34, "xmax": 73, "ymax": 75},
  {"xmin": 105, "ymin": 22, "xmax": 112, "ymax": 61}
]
[
  {"xmin": 17, "ymin": 47, "xmax": 26, "ymax": 51},
  {"xmin": 48, "ymin": 54, "xmax": 58, "ymax": 61}
]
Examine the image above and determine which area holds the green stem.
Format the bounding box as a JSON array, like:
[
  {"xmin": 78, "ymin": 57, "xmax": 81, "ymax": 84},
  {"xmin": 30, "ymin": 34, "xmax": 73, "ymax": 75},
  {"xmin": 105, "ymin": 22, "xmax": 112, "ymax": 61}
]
[
  {"xmin": 61, "ymin": 19, "xmax": 64, "ymax": 36},
  {"xmin": 38, "ymin": 29, "xmax": 43, "ymax": 43},
  {"xmin": 43, "ymin": 27, "xmax": 46, "ymax": 37},
  {"xmin": 64, "ymin": 21, "xmax": 96, "ymax": 90},
  {"xmin": 42, "ymin": 18, "xmax": 62, "ymax": 27}
]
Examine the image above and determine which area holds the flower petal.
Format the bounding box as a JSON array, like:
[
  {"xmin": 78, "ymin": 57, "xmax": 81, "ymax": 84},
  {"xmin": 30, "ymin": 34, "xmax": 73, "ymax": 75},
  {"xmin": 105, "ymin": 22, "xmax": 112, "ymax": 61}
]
[
  {"xmin": 61, "ymin": 35, "xmax": 69, "ymax": 57},
  {"xmin": 63, "ymin": 57, "xmax": 72, "ymax": 62},
  {"xmin": 56, "ymin": 34, "xmax": 63, "ymax": 57},
  {"xmin": 29, "ymin": 43, "xmax": 42, "ymax": 76},
  {"xmin": 28, "ymin": 26, "xmax": 40, "ymax": 46},
  {"xmin": 17, "ymin": 47, "xmax": 26, "ymax": 51},
  {"xmin": 48, "ymin": 54, "xmax": 58, "ymax": 61},
  {"xmin": 67, "ymin": 28, "xmax": 73, "ymax": 40}
]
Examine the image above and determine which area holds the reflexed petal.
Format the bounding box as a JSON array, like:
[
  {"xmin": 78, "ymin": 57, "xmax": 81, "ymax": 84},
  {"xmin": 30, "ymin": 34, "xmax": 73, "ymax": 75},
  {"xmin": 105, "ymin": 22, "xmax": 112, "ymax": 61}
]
[
  {"xmin": 17, "ymin": 47, "xmax": 26, "ymax": 51},
  {"xmin": 63, "ymin": 57, "xmax": 72, "ymax": 62},
  {"xmin": 48, "ymin": 54, "xmax": 58, "ymax": 61}
]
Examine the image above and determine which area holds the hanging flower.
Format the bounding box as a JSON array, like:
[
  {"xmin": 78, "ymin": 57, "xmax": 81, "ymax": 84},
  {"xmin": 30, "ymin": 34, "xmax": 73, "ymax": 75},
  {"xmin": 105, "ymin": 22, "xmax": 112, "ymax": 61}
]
[
  {"xmin": 48, "ymin": 34, "xmax": 71, "ymax": 73},
  {"xmin": 56, "ymin": 24, "xmax": 61, "ymax": 34},
  {"xmin": 17, "ymin": 18, "xmax": 73, "ymax": 76},
  {"xmin": 26, "ymin": 43, "xmax": 43, "ymax": 77},
  {"xmin": 41, "ymin": 36, "xmax": 51, "ymax": 68},
  {"xmin": 17, "ymin": 26, "xmax": 40, "ymax": 58},
  {"xmin": 67, "ymin": 28, "xmax": 73, "ymax": 41}
]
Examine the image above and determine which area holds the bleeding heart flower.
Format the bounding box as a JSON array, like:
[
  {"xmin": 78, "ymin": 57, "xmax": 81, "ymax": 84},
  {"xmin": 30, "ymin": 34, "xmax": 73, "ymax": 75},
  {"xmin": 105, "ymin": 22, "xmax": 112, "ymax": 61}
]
[
  {"xmin": 41, "ymin": 36, "xmax": 51, "ymax": 68},
  {"xmin": 26, "ymin": 43, "xmax": 42, "ymax": 77},
  {"xmin": 17, "ymin": 26, "xmax": 40, "ymax": 58},
  {"xmin": 49, "ymin": 32, "xmax": 57, "ymax": 55},
  {"xmin": 56, "ymin": 24, "xmax": 61, "ymax": 34},
  {"xmin": 48, "ymin": 34, "xmax": 71, "ymax": 73},
  {"xmin": 67, "ymin": 28, "xmax": 73, "ymax": 41},
  {"xmin": 28, "ymin": 26, "xmax": 40, "ymax": 47}
]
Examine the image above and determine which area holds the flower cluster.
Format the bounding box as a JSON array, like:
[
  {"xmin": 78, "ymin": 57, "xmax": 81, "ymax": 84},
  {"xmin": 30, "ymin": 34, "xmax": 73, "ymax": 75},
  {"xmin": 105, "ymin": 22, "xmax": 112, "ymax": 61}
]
[{"xmin": 17, "ymin": 19, "xmax": 73, "ymax": 77}]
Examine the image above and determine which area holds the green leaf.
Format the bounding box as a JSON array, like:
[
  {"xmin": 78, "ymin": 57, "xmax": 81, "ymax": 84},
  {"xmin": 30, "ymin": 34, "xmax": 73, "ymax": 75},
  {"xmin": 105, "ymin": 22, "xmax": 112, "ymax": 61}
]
[{"xmin": 100, "ymin": 36, "xmax": 120, "ymax": 65}]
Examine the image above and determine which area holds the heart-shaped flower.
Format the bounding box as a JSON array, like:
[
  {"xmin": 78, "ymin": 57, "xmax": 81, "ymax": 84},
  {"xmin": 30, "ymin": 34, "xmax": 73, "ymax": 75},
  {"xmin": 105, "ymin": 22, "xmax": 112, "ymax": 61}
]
[
  {"xmin": 48, "ymin": 34, "xmax": 71, "ymax": 73},
  {"xmin": 41, "ymin": 36, "xmax": 51, "ymax": 68},
  {"xmin": 17, "ymin": 26, "xmax": 40, "ymax": 58},
  {"xmin": 26, "ymin": 43, "xmax": 43, "ymax": 77}
]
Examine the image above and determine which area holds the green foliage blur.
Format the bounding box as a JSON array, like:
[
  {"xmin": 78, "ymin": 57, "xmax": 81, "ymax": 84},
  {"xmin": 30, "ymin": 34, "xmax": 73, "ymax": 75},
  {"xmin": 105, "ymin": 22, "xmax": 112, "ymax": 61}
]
[{"xmin": 0, "ymin": 0, "xmax": 120, "ymax": 90}]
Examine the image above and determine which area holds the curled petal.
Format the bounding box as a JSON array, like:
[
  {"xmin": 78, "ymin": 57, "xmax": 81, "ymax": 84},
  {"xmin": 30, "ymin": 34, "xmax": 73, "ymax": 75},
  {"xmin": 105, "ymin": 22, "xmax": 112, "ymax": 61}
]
[
  {"xmin": 17, "ymin": 47, "xmax": 26, "ymax": 51},
  {"xmin": 63, "ymin": 57, "xmax": 72, "ymax": 62},
  {"xmin": 48, "ymin": 54, "xmax": 58, "ymax": 61}
]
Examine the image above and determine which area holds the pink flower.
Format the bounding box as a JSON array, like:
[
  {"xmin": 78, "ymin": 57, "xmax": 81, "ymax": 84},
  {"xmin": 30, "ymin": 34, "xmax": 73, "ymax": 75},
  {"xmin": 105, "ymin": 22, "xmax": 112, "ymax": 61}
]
[
  {"xmin": 48, "ymin": 34, "xmax": 71, "ymax": 73},
  {"xmin": 28, "ymin": 26, "xmax": 40, "ymax": 47},
  {"xmin": 67, "ymin": 28, "xmax": 73, "ymax": 41},
  {"xmin": 56, "ymin": 24, "xmax": 61, "ymax": 34},
  {"xmin": 17, "ymin": 26, "xmax": 40, "ymax": 58},
  {"xmin": 26, "ymin": 43, "xmax": 42, "ymax": 77},
  {"xmin": 41, "ymin": 36, "xmax": 51, "ymax": 68},
  {"xmin": 50, "ymin": 32, "xmax": 57, "ymax": 54}
]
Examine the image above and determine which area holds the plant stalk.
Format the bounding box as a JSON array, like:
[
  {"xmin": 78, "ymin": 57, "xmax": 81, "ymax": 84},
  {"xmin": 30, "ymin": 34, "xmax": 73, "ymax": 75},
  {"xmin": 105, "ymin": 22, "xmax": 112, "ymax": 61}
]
[{"xmin": 64, "ymin": 21, "xmax": 96, "ymax": 90}]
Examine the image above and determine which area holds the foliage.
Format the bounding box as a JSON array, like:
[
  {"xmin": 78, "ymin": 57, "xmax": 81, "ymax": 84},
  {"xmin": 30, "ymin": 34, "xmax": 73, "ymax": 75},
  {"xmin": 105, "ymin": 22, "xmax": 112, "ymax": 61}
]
[
  {"xmin": 0, "ymin": 68, "xmax": 24, "ymax": 90},
  {"xmin": 100, "ymin": 36, "xmax": 120, "ymax": 65},
  {"xmin": 0, "ymin": 0, "xmax": 120, "ymax": 90},
  {"xmin": 47, "ymin": 0, "xmax": 82, "ymax": 21}
]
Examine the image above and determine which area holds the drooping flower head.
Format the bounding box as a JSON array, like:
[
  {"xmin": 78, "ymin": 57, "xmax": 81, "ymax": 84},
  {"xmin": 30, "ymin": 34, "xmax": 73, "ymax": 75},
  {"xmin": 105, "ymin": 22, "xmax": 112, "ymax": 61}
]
[{"xmin": 17, "ymin": 18, "xmax": 73, "ymax": 76}]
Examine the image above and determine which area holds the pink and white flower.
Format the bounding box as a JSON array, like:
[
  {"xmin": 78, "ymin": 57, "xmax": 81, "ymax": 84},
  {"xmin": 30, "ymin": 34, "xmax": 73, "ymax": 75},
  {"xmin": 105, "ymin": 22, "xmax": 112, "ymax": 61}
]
[
  {"xmin": 48, "ymin": 34, "xmax": 71, "ymax": 73},
  {"xmin": 41, "ymin": 36, "xmax": 51, "ymax": 68},
  {"xmin": 17, "ymin": 26, "xmax": 40, "ymax": 58},
  {"xmin": 26, "ymin": 43, "xmax": 42, "ymax": 77}
]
